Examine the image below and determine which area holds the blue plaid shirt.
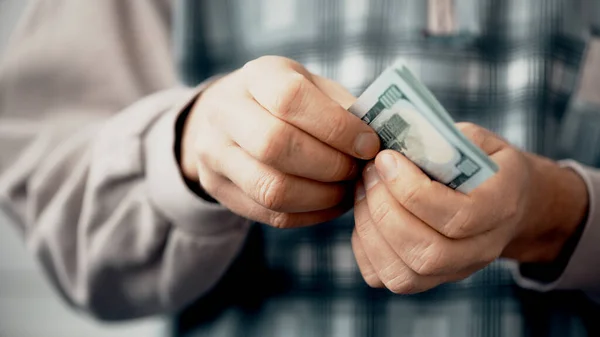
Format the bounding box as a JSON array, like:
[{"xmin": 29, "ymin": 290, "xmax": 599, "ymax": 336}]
[{"xmin": 173, "ymin": 0, "xmax": 600, "ymax": 336}]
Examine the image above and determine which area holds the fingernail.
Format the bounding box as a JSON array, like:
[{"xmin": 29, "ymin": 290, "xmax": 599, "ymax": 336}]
[
  {"xmin": 363, "ymin": 164, "xmax": 380, "ymax": 190},
  {"xmin": 377, "ymin": 152, "xmax": 399, "ymax": 181},
  {"xmin": 355, "ymin": 183, "xmax": 366, "ymax": 201},
  {"xmin": 354, "ymin": 132, "xmax": 380, "ymax": 159}
]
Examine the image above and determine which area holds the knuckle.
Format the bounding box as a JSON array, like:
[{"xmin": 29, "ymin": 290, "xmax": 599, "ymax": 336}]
[
  {"xmin": 242, "ymin": 58, "xmax": 258, "ymax": 72},
  {"xmin": 473, "ymin": 244, "xmax": 501, "ymax": 269},
  {"xmin": 386, "ymin": 274, "xmax": 417, "ymax": 295},
  {"xmin": 256, "ymin": 172, "xmax": 288, "ymax": 211},
  {"xmin": 399, "ymin": 180, "xmax": 430, "ymax": 208},
  {"xmin": 370, "ymin": 201, "xmax": 394, "ymax": 227},
  {"xmin": 363, "ymin": 273, "xmax": 384, "ymax": 288},
  {"xmin": 458, "ymin": 122, "xmax": 487, "ymax": 148},
  {"xmin": 326, "ymin": 154, "xmax": 355, "ymax": 181},
  {"xmin": 457, "ymin": 122, "xmax": 479, "ymax": 136},
  {"xmin": 481, "ymin": 246, "xmax": 500, "ymax": 266},
  {"xmin": 244, "ymin": 55, "xmax": 289, "ymax": 70},
  {"xmin": 257, "ymin": 123, "xmax": 290, "ymax": 164},
  {"xmin": 408, "ymin": 240, "xmax": 447, "ymax": 276},
  {"xmin": 243, "ymin": 56, "xmax": 303, "ymax": 86},
  {"xmin": 322, "ymin": 113, "xmax": 348, "ymax": 144},
  {"xmin": 442, "ymin": 203, "xmax": 474, "ymax": 239},
  {"xmin": 378, "ymin": 260, "xmax": 415, "ymax": 294},
  {"xmin": 269, "ymin": 211, "xmax": 293, "ymax": 229},
  {"xmin": 195, "ymin": 139, "xmax": 222, "ymax": 178},
  {"xmin": 471, "ymin": 130, "xmax": 488, "ymax": 149},
  {"xmin": 273, "ymin": 72, "xmax": 307, "ymax": 118},
  {"xmin": 354, "ymin": 216, "xmax": 374, "ymax": 238},
  {"xmin": 194, "ymin": 132, "xmax": 212, "ymax": 157},
  {"xmin": 195, "ymin": 144, "xmax": 212, "ymax": 168},
  {"xmin": 504, "ymin": 198, "xmax": 520, "ymax": 221},
  {"xmin": 242, "ymin": 56, "xmax": 270, "ymax": 74},
  {"xmin": 198, "ymin": 173, "xmax": 216, "ymax": 195},
  {"xmin": 198, "ymin": 170, "xmax": 223, "ymax": 199}
]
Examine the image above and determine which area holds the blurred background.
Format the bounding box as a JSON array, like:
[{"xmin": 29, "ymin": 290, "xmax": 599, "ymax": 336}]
[{"xmin": 0, "ymin": 1, "xmax": 166, "ymax": 336}]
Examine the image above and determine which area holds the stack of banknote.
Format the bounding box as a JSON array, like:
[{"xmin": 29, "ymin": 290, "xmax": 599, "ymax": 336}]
[{"xmin": 348, "ymin": 61, "xmax": 498, "ymax": 194}]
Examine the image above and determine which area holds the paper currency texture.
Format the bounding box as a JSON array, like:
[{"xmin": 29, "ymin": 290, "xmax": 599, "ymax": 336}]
[{"xmin": 349, "ymin": 61, "xmax": 498, "ymax": 193}]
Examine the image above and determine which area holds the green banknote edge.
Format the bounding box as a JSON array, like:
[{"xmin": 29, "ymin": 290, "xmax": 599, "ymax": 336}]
[{"xmin": 393, "ymin": 63, "xmax": 499, "ymax": 173}]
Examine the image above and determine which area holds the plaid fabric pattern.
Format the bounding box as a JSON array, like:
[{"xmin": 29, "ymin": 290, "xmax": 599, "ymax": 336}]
[{"xmin": 173, "ymin": 0, "xmax": 600, "ymax": 336}]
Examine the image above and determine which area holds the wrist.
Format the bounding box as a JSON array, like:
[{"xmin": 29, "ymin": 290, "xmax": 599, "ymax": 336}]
[
  {"xmin": 178, "ymin": 74, "xmax": 227, "ymax": 183},
  {"xmin": 176, "ymin": 100, "xmax": 199, "ymax": 182},
  {"xmin": 175, "ymin": 94, "xmax": 218, "ymax": 203},
  {"xmin": 503, "ymin": 154, "xmax": 589, "ymax": 263}
]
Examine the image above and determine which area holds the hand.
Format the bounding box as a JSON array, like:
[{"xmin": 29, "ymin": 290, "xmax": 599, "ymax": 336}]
[
  {"xmin": 180, "ymin": 56, "xmax": 380, "ymax": 228},
  {"xmin": 351, "ymin": 123, "xmax": 589, "ymax": 293}
]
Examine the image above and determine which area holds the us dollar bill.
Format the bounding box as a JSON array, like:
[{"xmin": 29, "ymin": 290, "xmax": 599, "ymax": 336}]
[{"xmin": 348, "ymin": 61, "xmax": 498, "ymax": 193}]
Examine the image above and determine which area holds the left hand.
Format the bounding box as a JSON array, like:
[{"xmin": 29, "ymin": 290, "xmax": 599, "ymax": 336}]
[{"xmin": 351, "ymin": 123, "xmax": 589, "ymax": 294}]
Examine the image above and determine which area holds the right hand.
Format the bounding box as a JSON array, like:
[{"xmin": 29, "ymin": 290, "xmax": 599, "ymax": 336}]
[{"xmin": 181, "ymin": 56, "xmax": 381, "ymax": 228}]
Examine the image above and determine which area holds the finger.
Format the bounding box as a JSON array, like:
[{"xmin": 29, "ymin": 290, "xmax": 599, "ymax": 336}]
[
  {"xmin": 456, "ymin": 122, "xmax": 506, "ymax": 156},
  {"xmin": 243, "ymin": 56, "xmax": 380, "ymax": 159},
  {"xmin": 455, "ymin": 123, "xmax": 519, "ymax": 234},
  {"xmin": 351, "ymin": 228, "xmax": 384, "ymax": 288},
  {"xmin": 362, "ymin": 164, "xmax": 501, "ymax": 277},
  {"xmin": 353, "ymin": 215, "xmax": 475, "ymax": 288},
  {"xmin": 374, "ymin": 150, "xmax": 483, "ymax": 239},
  {"xmin": 467, "ymin": 146, "xmax": 528, "ymax": 233},
  {"xmin": 211, "ymin": 144, "xmax": 349, "ymax": 213},
  {"xmin": 198, "ymin": 165, "xmax": 350, "ymax": 228},
  {"xmin": 218, "ymin": 97, "xmax": 358, "ymax": 182},
  {"xmin": 312, "ymin": 74, "xmax": 356, "ymax": 109},
  {"xmin": 372, "ymin": 124, "xmax": 509, "ymax": 239},
  {"xmin": 354, "ymin": 189, "xmax": 441, "ymax": 294},
  {"xmin": 352, "ymin": 203, "xmax": 476, "ymax": 287}
]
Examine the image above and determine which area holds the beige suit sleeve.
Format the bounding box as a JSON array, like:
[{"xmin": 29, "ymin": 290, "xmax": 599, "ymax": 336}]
[{"xmin": 0, "ymin": 0, "xmax": 249, "ymax": 320}]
